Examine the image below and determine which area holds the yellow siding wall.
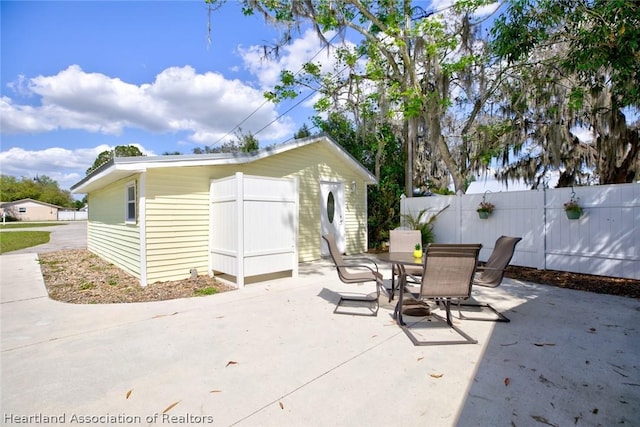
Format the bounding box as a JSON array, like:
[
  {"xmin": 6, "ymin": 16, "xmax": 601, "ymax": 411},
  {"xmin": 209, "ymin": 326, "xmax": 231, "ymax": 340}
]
[
  {"xmin": 142, "ymin": 143, "xmax": 369, "ymax": 283},
  {"xmin": 87, "ymin": 140, "xmax": 371, "ymax": 285},
  {"xmin": 144, "ymin": 165, "xmax": 239, "ymax": 283},
  {"xmin": 234, "ymin": 143, "xmax": 369, "ymax": 261},
  {"xmin": 87, "ymin": 177, "xmax": 141, "ymax": 279}
]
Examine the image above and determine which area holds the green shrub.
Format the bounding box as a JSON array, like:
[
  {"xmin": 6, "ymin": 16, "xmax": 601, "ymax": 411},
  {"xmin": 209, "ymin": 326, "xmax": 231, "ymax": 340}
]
[
  {"xmin": 400, "ymin": 209, "xmax": 438, "ymax": 245},
  {"xmin": 194, "ymin": 287, "xmax": 218, "ymax": 296}
]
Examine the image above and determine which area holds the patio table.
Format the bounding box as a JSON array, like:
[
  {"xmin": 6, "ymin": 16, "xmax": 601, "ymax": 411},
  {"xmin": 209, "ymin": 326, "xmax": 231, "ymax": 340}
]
[{"xmin": 375, "ymin": 252, "xmax": 425, "ymax": 326}]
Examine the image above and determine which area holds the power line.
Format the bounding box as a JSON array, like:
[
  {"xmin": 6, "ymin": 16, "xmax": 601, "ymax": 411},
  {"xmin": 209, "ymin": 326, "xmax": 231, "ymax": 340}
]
[
  {"xmin": 209, "ymin": 28, "xmax": 344, "ymax": 147},
  {"xmin": 210, "ymin": 3, "xmax": 456, "ymax": 146},
  {"xmin": 253, "ymin": 90, "xmax": 318, "ymax": 137}
]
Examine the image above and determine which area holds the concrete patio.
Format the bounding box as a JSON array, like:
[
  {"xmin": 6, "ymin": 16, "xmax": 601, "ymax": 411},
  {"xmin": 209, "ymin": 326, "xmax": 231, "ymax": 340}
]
[{"xmin": 1, "ymin": 250, "xmax": 639, "ymax": 426}]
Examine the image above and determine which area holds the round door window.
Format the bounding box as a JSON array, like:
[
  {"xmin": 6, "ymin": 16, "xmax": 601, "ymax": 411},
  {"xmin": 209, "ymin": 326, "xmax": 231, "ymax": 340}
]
[{"xmin": 327, "ymin": 191, "xmax": 335, "ymax": 224}]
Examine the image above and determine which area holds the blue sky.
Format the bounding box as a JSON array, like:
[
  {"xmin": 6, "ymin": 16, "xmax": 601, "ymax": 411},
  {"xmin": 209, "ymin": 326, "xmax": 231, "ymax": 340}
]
[
  {"xmin": 1, "ymin": 0, "xmax": 341, "ymax": 193},
  {"xmin": 1, "ymin": 0, "xmax": 521, "ymax": 196}
]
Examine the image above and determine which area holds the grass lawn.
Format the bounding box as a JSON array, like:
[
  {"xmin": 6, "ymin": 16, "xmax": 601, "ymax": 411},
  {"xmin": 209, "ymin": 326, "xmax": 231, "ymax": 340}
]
[
  {"xmin": 0, "ymin": 222, "xmax": 67, "ymax": 229},
  {"xmin": 0, "ymin": 231, "xmax": 51, "ymax": 253}
]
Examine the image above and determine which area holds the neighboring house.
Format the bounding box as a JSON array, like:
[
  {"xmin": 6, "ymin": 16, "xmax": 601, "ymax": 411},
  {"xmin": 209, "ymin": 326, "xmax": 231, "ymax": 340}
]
[
  {"xmin": 71, "ymin": 135, "xmax": 378, "ymax": 286},
  {"xmin": 0, "ymin": 198, "xmax": 64, "ymax": 221}
]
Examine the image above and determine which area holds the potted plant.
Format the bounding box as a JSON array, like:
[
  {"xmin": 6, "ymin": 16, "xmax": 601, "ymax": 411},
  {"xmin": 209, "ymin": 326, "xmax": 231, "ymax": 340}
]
[
  {"xmin": 400, "ymin": 208, "xmax": 438, "ymax": 246},
  {"xmin": 413, "ymin": 243, "xmax": 423, "ymax": 259},
  {"xmin": 564, "ymin": 194, "xmax": 583, "ymax": 219},
  {"xmin": 477, "ymin": 201, "xmax": 494, "ymax": 219}
]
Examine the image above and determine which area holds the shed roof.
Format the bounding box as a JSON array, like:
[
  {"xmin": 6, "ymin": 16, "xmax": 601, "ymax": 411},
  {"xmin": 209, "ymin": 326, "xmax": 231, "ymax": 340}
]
[
  {"xmin": 0, "ymin": 198, "xmax": 66, "ymax": 210},
  {"xmin": 71, "ymin": 134, "xmax": 378, "ymax": 194}
]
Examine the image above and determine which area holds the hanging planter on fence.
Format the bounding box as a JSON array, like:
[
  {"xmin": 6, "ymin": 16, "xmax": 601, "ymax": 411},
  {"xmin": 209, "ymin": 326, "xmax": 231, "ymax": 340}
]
[
  {"xmin": 565, "ymin": 209, "xmax": 581, "ymax": 219},
  {"xmin": 477, "ymin": 191, "xmax": 494, "ymax": 219},
  {"xmin": 563, "ymin": 189, "xmax": 583, "ymax": 220}
]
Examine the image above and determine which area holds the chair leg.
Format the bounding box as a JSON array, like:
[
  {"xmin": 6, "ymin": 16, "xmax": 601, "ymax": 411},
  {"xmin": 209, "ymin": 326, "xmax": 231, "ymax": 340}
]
[
  {"xmin": 335, "ymin": 295, "xmax": 379, "ymax": 316},
  {"xmin": 334, "ymin": 281, "xmax": 382, "ymax": 317},
  {"xmin": 389, "ymin": 269, "xmax": 396, "ymax": 302},
  {"xmin": 457, "ymin": 301, "xmax": 511, "ymax": 322},
  {"xmin": 400, "ymin": 299, "xmax": 478, "ymax": 345}
]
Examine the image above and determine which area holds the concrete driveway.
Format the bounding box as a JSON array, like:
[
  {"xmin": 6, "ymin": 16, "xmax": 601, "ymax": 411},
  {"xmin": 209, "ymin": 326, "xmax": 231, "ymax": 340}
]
[
  {"xmin": 1, "ymin": 224, "xmax": 639, "ymax": 426},
  {"xmin": 1, "ymin": 220, "xmax": 87, "ymax": 253}
]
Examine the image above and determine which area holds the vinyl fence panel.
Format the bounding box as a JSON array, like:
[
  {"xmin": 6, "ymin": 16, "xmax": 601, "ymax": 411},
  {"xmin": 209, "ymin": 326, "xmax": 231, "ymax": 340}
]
[
  {"xmin": 57, "ymin": 210, "xmax": 88, "ymax": 221},
  {"xmin": 401, "ymin": 183, "xmax": 639, "ymax": 279}
]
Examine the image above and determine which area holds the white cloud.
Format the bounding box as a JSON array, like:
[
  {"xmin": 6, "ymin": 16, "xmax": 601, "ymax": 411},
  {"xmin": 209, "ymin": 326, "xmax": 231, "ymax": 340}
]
[
  {"xmin": 467, "ymin": 168, "xmax": 560, "ymax": 194},
  {"xmin": 238, "ymin": 28, "xmax": 353, "ymax": 90},
  {"xmin": 0, "ymin": 144, "xmax": 152, "ymax": 192},
  {"xmin": 0, "ymin": 29, "xmax": 349, "ymax": 192},
  {"xmin": 1, "ymin": 64, "xmax": 294, "ymax": 144},
  {"xmin": 429, "ymin": 0, "xmax": 500, "ymax": 17}
]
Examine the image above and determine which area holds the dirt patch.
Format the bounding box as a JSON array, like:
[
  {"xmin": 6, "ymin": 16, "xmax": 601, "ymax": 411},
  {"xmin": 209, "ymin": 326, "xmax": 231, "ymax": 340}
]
[
  {"xmin": 39, "ymin": 249, "xmax": 235, "ymax": 304},
  {"xmin": 505, "ymin": 265, "xmax": 640, "ymax": 299},
  {"xmin": 39, "ymin": 249, "xmax": 639, "ymax": 304}
]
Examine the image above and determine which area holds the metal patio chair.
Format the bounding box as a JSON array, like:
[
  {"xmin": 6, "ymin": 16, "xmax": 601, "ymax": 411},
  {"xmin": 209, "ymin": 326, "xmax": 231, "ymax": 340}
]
[
  {"xmin": 458, "ymin": 235, "xmax": 522, "ymax": 322},
  {"xmin": 397, "ymin": 244, "xmax": 482, "ymax": 345},
  {"xmin": 322, "ymin": 234, "xmax": 384, "ymax": 316}
]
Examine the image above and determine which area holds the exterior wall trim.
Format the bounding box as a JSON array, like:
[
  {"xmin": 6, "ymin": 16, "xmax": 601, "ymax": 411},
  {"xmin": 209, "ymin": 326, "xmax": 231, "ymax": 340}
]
[{"xmin": 138, "ymin": 172, "xmax": 147, "ymax": 286}]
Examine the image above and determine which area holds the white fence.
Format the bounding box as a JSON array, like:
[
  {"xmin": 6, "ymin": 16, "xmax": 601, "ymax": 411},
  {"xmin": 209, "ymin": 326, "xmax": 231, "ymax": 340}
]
[
  {"xmin": 401, "ymin": 183, "xmax": 640, "ymax": 280},
  {"xmin": 209, "ymin": 172, "xmax": 299, "ymax": 288},
  {"xmin": 57, "ymin": 210, "xmax": 88, "ymax": 221}
]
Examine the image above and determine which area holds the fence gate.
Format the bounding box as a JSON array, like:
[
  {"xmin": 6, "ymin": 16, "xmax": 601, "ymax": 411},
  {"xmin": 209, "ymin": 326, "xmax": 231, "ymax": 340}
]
[{"xmin": 209, "ymin": 172, "xmax": 299, "ymax": 288}]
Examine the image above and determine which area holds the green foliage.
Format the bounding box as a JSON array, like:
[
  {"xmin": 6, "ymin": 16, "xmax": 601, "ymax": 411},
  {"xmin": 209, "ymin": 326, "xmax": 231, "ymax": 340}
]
[
  {"xmin": 0, "ymin": 222, "xmax": 66, "ymax": 229},
  {"xmin": 79, "ymin": 281, "xmax": 95, "ymax": 290},
  {"xmin": 0, "ymin": 175, "xmax": 75, "ymax": 207},
  {"xmin": 212, "ymin": 0, "xmax": 504, "ymax": 194},
  {"xmin": 400, "ymin": 209, "xmax": 437, "ymax": 246},
  {"xmin": 430, "ymin": 188, "xmax": 454, "ymax": 195},
  {"xmin": 0, "ymin": 231, "xmax": 50, "ymax": 253},
  {"xmin": 73, "ymin": 197, "xmax": 88, "ymax": 210},
  {"xmin": 313, "ymin": 112, "xmax": 405, "ymax": 249},
  {"xmin": 293, "ymin": 124, "xmax": 312, "ymax": 139},
  {"xmin": 237, "ymin": 130, "xmax": 259, "ymax": 152},
  {"xmin": 563, "ymin": 194, "xmax": 583, "ymax": 214},
  {"xmin": 490, "ymin": 0, "xmax": 640, "ymax": 186},
  {"xmin": 476, "ymin": 201, "xmax": 495, "ymax": 213},
  {"xmin": 193, "ymin": 128, "xmax": 261, "ymax": 154},
  {"xmin": 194, "ymin": 286, "xmax": 218, "ymax": 296},
  {"xmin": 86, "ymin": 145, "xmax": 144, "ymax": 175},
  {"xmin": 492, "ymin": 0, "xmax": 639, "ymax": 106}
]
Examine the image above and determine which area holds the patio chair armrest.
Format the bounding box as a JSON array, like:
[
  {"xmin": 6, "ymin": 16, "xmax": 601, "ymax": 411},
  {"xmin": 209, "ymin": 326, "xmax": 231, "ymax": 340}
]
[
  {"xmin": 335, "ymin": 263, "xmax": 379, "ymax": 275},
  {"xmin": 341, "ymin": 257, "xmax": 380, "ymax": 272}
]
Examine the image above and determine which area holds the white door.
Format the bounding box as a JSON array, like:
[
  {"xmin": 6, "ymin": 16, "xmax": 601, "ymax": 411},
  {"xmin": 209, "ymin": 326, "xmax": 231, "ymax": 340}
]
[{"xmin": 320, "ymin": 181, "xmax": 346, "ymax": 255}]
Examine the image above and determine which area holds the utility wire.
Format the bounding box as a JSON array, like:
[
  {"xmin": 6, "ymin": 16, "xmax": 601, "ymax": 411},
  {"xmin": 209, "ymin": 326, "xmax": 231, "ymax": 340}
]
[
  {"xmin": 210, "ymin": 3, "xmax": 455, "ymax": 147},
  {"xmin": 209, "ymin": 28, "xmax": 344, "ymax": 147}
]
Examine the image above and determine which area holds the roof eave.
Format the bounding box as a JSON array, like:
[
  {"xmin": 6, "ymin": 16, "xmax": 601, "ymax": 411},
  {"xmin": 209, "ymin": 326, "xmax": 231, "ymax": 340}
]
[
  {"xmin": 71, "ymin": 163, "xmax": 146, "ymax": 194},
  {"xmin": 70, "ymin": 134, "xmax": 378, "ymax": 194}
]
